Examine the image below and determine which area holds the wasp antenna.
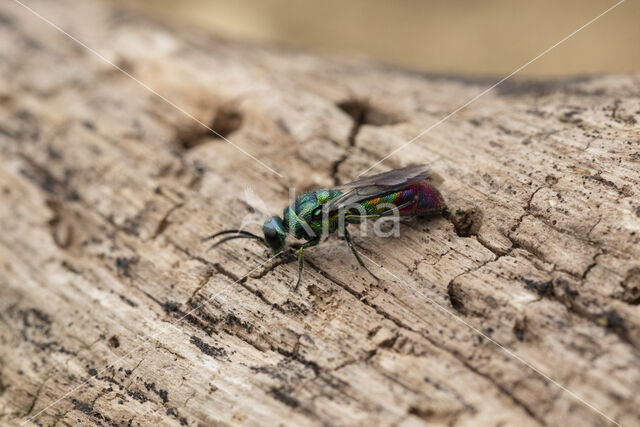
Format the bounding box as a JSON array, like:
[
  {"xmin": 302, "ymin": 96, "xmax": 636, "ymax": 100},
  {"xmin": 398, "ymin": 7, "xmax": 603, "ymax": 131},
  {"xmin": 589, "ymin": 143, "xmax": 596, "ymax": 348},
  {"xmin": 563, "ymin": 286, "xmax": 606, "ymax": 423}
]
[
  {"xmin": 202, "ymin": 229, "xmax": 262, "ymax": 242},
  {"xmin": 206, "ymin": 234, "xmax": 264, "ymax": 252}
]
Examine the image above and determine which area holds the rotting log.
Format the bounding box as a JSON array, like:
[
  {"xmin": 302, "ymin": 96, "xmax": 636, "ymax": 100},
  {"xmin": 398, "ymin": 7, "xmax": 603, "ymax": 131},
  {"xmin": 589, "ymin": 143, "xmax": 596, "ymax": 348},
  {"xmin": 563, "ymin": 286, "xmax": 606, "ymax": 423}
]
[{"xmin": 0, "ymin": 1, "xmax": 639, "ymax": 426}]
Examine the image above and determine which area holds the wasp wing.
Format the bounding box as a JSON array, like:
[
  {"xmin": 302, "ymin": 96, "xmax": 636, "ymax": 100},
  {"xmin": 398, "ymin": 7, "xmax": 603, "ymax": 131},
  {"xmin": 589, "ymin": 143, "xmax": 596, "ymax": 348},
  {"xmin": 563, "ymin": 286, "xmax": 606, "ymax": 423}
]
[
  {"xmin": 334, "ymin": 164, "xmax": 430, "ymax": 190},
  {"xmin": 324, "ymin": 164, "xmax": 429, "ymax": 214}
]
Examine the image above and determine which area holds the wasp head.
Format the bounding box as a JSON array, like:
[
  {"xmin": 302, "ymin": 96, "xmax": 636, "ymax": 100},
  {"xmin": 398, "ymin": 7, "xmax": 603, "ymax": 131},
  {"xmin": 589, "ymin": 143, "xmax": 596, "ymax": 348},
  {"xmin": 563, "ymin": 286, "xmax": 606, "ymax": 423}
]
[{"xmin": 262, "ymin": 216, "xmax": 287, "ymax": 254}]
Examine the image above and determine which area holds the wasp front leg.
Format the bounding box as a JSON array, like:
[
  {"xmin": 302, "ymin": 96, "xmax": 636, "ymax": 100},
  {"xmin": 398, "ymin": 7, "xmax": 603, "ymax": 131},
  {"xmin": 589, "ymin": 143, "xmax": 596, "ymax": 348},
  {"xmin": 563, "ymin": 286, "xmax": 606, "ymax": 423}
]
[
  {"xmin": 295, "ymin": 238, "xmax": 320, "ymax": 290},
  {"xmin": 342, "ymin": 227, "xmax": 379, "ymax": 281}
]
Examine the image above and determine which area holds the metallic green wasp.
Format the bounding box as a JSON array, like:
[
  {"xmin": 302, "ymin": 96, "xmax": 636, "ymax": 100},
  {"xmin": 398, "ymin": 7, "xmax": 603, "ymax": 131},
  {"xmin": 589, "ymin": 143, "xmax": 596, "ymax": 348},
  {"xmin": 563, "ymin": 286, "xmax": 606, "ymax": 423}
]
[{"xmin": 205, "ymin": 164, "xmax": 445, "ymax": 289}]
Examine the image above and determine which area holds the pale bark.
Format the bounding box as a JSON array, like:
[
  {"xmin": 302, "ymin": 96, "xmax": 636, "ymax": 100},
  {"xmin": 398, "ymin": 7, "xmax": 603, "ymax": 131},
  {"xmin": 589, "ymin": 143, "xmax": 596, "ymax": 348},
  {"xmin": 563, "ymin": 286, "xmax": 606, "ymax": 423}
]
[{"xmin": 0, "ymin": 1, "xmax": 639, "ymax": 426}]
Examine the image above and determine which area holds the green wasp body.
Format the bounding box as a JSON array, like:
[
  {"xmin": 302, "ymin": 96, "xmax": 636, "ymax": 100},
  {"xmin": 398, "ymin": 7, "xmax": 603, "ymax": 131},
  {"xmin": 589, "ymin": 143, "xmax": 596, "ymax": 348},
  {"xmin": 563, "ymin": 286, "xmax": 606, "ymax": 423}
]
[{"xmin": 207, "ymin": 165, "xmax": 444, "ymax": 288}]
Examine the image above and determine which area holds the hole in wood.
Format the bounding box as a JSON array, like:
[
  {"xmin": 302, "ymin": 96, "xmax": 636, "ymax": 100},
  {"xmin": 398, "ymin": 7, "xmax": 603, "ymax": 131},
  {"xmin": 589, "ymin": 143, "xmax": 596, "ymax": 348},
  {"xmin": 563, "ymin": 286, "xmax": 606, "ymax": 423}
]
[
  {"xmin": 174, "ymin": 107, "xmax": 244, "ymax": 150},
  {"xmin": 447, "ymin": 207, "xmax": 483, "ymax": 238}
]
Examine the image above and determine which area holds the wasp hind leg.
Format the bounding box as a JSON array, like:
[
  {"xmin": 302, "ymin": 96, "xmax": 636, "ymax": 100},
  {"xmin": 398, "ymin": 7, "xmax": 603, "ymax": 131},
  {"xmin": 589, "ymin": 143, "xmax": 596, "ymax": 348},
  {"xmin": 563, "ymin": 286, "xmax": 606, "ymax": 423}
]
[
  {"xmin": 342, "ymin": 227, "xmax": 379, "ymax": 281},
  {"xmin": 295, "ymin": 238, "xmax": 320, "ymax": 290}
]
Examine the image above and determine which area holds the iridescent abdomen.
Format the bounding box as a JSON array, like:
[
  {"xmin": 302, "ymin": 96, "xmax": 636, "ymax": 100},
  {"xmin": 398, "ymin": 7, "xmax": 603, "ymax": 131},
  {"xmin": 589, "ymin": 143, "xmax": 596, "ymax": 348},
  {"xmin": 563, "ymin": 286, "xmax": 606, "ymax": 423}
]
[{"xmin": 359, "ymin": 181, "xmax": 444, "ymax": 216}]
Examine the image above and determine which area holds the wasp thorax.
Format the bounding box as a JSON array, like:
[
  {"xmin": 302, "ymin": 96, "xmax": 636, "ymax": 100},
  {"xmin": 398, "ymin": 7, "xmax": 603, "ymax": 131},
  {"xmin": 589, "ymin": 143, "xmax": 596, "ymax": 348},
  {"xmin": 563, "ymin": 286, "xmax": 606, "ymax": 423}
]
[{"xmin": 262, "ymin": 216, "xmax": 287, "ymax": 253}]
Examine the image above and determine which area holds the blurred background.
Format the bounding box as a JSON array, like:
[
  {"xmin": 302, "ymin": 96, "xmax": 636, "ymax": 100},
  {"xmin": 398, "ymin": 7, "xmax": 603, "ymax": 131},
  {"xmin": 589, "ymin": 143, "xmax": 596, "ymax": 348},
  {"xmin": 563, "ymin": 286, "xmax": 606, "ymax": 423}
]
[{"xmin": 124, "ymin": 0, "xmax": 639, "ymax": 77}]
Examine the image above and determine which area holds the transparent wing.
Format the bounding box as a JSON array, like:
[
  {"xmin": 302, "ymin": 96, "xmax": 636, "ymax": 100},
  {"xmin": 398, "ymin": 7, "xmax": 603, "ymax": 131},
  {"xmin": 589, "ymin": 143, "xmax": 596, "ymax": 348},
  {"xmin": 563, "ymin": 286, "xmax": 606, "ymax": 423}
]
[
  {"xmin": 324, "ymin": 164, "xmax": 429, "ymax": 214},
  {"xmin": 237, "ymin": 187, "xmax": 271, "ymax": 231},
  {"xmin": 334, "ymin": 164, "xmax": 429, "ymax": 190},
  {"xmin": 243, "ymin": 187, "xmax": 270, "ymax": 215}
]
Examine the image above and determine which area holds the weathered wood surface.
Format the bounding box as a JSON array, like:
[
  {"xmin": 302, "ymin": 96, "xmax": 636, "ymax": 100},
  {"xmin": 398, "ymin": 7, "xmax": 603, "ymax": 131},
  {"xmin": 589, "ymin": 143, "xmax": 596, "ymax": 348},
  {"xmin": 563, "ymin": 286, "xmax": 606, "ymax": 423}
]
[{"xmin": 1, "ymin": 1, "xmax": 639, "ymax": 426}]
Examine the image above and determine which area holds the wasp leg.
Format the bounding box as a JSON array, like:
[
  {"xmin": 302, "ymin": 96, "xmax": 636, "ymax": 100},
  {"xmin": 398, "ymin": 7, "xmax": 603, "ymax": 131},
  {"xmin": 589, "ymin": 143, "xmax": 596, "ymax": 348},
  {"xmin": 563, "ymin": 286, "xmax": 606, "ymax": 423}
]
[
  {"xmin": 342, "ymin": 227, "xmax": 379, "ymax": 281},
  {"xmin": 295, "ymin": 238, "xmax": 320, "ymax": 290}
]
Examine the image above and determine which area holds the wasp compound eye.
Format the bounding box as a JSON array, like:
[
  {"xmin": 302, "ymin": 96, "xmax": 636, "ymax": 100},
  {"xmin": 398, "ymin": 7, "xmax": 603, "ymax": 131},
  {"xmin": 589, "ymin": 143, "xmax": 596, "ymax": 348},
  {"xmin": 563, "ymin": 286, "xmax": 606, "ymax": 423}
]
[
  {"xmin": 265, "ymin": 228, "xmax": 278, "ymax": 244},
  {"xmin": 262, "ymin": 216, "xmax": 286, "ymax": 253}
]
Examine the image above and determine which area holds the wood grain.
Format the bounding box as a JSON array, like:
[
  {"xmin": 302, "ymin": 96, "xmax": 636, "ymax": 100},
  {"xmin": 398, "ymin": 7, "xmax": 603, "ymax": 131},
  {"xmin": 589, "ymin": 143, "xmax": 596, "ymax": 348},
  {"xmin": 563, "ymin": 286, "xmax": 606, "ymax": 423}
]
[{"xmin": 0, "ymin": 1, "xmax": 638, "ymax": 426}]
